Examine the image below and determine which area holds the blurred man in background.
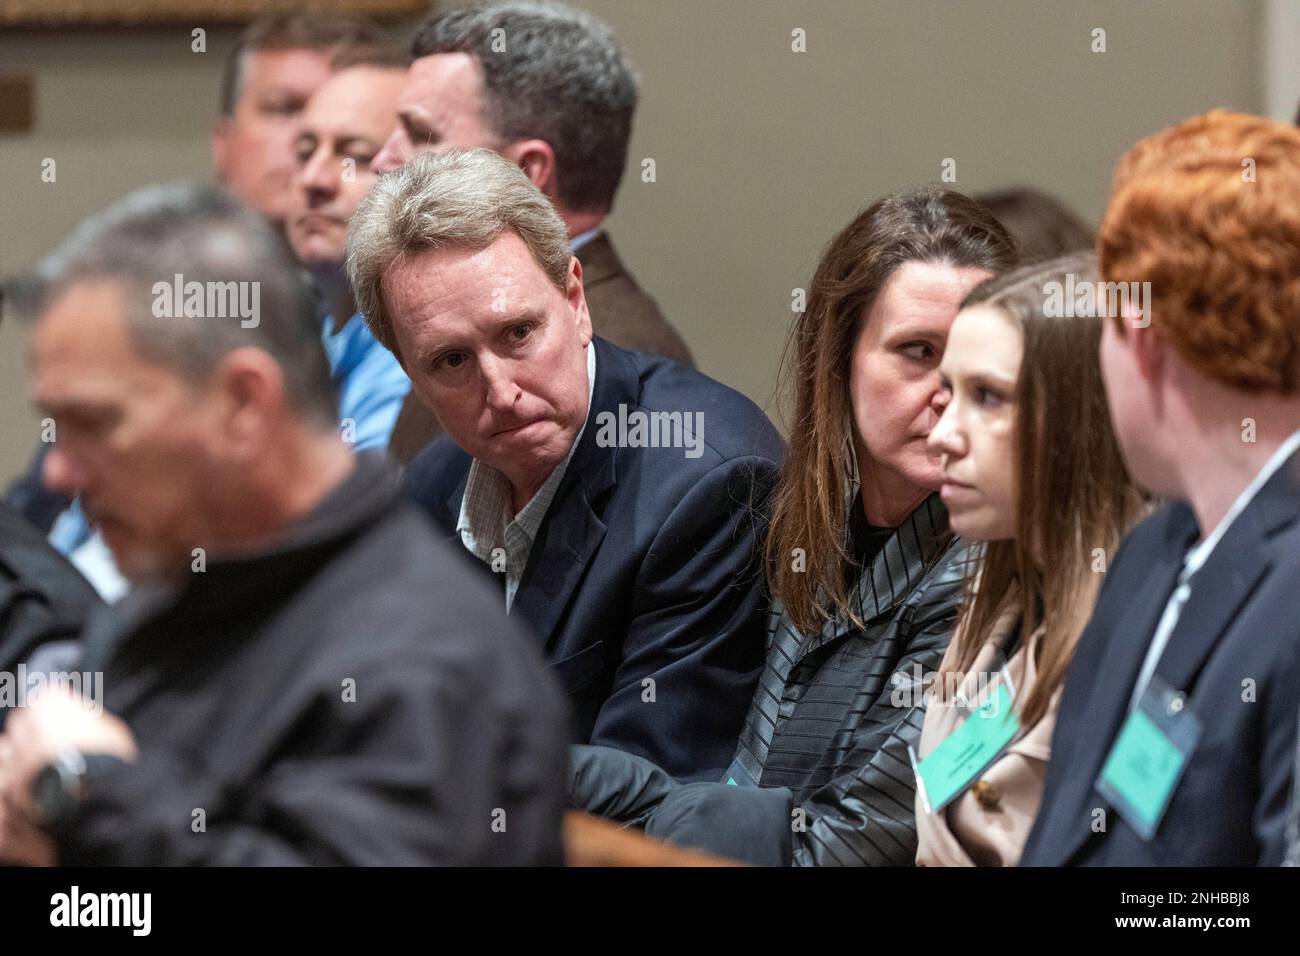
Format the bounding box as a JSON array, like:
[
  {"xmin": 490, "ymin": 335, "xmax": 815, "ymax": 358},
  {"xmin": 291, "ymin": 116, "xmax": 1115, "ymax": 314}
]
[
  {"xmin": 975, "ymin": 187, "xmax": 1094, "ymax": 263},
  {"xmin": 213, "ymin": 11, "xmax": 384, "ymax": 231}
]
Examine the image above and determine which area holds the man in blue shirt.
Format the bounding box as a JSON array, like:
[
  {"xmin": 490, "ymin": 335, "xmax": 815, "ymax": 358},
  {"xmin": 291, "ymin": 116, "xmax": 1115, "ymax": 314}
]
[{"xmin": 288, "ymin": 49, "xmax": 414, "ymax": 453}]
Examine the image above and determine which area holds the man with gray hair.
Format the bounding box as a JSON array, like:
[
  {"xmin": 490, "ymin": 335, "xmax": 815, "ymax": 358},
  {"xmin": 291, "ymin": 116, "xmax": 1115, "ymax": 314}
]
[
  {"xmin": 0, "ymin": 184, "xmax": 568, "ymax": 865},
  {"xmin": 372, "ymin": 1, "xmax": 693, "ymax": 460},
  {"xmin": 351, "ymin": 148, "xmax": 783, "ymax": 782}
]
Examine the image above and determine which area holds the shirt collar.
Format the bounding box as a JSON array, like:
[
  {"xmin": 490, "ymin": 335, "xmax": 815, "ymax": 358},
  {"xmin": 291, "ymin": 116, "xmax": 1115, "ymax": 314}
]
[
  {"xmin": 1182, "ymin": 428, "xmax": 1300, "ymax": 579},
  {"xmin": 569, "ymin": 227, "xmax": 602, "ymax": 253}
]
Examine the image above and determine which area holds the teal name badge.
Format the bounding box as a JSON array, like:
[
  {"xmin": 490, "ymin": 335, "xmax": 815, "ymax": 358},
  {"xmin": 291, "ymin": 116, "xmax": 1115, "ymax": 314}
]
[
  {"xmin": 1095, "ymin": 675, "xmax": 1203, "ymax": 841},
  {"xmin": 912, "ymin": 681, "xmax": 1020, "ymax": 814}
]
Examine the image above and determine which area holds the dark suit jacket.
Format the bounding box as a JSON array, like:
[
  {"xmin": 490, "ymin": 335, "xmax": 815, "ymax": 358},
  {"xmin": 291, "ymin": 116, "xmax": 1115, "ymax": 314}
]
[
  {"xmin": 1022, "ymin": 447, "xmax": 1300, "ymax": 866},
  {"xmin": 386, "ymin": 230, "xmax": 694, "ymax": 463},
  {"xmin": 404, "ymin": 336, "xmax": 783, "ymax": 781}
]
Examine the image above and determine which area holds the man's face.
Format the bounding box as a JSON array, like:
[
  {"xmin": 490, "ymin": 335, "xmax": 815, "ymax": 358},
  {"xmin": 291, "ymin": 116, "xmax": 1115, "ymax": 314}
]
[
  {"xmin": 381, "ymin": 232, "xmax": 592, "ymax": 498},
  {"xmin": 29, "ymin": 281, "xmax": 225, "ymax": 584},
  {"xmin": 372, "ymin": 53, "xmax": 499, "ymax": 173},
  {"xmin": 287, "ymin": 66, "xmax": 406, "ymax": 269},
  {"xmin": 213, "ymin": 48, "xmax": 334, "ymax": 225}
]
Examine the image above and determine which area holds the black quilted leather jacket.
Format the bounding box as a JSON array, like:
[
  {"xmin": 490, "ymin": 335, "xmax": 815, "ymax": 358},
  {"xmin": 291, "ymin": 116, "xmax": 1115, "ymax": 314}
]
[
  {"xmin": 618, "ymin": 494, "xmax": 967, "ymax": 868},
  {"xmin": 718, "ymin": 493, "xmax": 965, "ymax": 864},
  {"xmin": 571, "ymin": 494, "xmax": 969, "ymax": 865}
]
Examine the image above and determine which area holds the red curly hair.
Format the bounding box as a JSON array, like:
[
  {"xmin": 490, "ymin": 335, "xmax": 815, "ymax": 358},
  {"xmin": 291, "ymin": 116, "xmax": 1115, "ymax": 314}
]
[{"xmin": 1098, "ymin": 110, "xmax": 1300, "ymax": 393}]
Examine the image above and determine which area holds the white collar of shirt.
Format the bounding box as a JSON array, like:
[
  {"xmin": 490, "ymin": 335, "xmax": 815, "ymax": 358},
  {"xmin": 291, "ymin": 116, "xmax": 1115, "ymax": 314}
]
[
  {"xmin": 1182, "ymin": 428, "xmax": 1300, "ymax": 578},
  {"xmin": 1129, "ymin": 427, "xmax": 1300, "ymax": 710},
  {"xmin": 456, "ymin": 344, "xmax": 597, "ymax": 611},
  {"xmin": 569, "ymin": 227, "xmax": 602, "ymax": 253}
]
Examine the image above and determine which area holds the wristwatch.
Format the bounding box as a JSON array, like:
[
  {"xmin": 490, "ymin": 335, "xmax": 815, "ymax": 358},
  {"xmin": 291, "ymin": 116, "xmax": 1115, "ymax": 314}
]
[{"xmin": 30, "ymin": 748, "xmax": 120, "ymax": 831}]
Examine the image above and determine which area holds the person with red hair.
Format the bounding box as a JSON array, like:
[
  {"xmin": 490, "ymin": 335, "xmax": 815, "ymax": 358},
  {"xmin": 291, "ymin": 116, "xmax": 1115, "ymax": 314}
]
[{"xmin": 1024, "ymin": 110, "xmax": 1300, "ymax": 866}]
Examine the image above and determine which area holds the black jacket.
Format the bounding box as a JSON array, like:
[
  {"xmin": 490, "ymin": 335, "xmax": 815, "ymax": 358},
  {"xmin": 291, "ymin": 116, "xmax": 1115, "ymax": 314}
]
[
  {"xmin": 57, "ymin": 453, "xmax": 569, "ymax": 866},
  {"xmin": 573, "ymin": 495, "xmax": 967, "ymax": 866},
  {"xmin": 404, "ymin": 337, "xmax": 783, "ymax": 782},
  {"xmin": 1022, "ymin": 447, "xmax": 1300, "ymax": 866},
  {"xmin": 3, "ymin": 447, "xmax": 67, "ymax": 537},
  {"xmin": 0, "ymin": 499, "xmax": 100, "ymax": 690}
]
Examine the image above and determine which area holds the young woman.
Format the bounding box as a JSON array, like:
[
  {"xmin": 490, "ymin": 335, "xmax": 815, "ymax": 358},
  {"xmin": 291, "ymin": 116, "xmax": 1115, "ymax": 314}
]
[
  {"xmin": 570, "ymin": 185, "xmax": 1018, "ymax": 865},
  {"xmin": 914, "ymin": 253, "xmax": 1147, "ymax": 866}
]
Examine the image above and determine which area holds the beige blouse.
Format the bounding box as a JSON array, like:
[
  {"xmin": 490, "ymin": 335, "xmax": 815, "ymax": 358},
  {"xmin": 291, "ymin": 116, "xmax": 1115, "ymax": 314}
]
[{"xmin": 914, "ymin": 599, "xmax": 1059, "ymax": 867}]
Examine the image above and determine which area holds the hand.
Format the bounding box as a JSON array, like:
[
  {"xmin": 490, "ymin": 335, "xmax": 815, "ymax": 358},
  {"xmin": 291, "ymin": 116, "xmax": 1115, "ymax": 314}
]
[
  {"xmin": 569, "ymin": 744, "xmax": 679, "ymax": 825},
  {"xmin": 0, "ymin": 798, "xmax": 56, "ymax": 866},
  {"xmin": 0, "ymin": 688, "xmax": 136, "ymax": 821}
]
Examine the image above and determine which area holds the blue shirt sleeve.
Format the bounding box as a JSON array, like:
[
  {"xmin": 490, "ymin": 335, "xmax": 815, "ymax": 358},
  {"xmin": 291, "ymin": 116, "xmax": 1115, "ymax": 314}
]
[{"xmin": 322, "ymin": 313, "xmax": 412, "ymax": 453}]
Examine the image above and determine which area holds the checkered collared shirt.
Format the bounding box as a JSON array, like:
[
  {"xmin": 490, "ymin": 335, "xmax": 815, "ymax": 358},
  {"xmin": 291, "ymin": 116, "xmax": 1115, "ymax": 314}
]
[{"xmin": 456, "ymin": 345, "xmax": 596, "ymax": 612}]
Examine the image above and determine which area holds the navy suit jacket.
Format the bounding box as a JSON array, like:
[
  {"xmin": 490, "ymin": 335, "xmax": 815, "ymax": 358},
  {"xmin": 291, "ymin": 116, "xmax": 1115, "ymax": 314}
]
[
  {"xmin": 1022, "ymin": 447, "xmax": 1300, "ymax": 865},
  {"xmin": 403, "ymin": 337, "xmax": 784, "ymax": 781}
]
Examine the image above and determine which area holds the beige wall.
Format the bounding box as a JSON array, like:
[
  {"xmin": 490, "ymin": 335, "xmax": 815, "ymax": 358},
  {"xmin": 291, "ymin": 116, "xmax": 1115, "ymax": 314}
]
[{"xmin": 0, "ymin": 0, "xmax": 1266, "ymax": 486}]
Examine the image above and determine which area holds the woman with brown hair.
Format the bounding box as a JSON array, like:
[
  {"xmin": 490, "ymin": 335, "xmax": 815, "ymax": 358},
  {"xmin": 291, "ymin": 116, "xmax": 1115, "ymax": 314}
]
[
  {"xmin": 913, "ymin": 253, "xmax": 1147, "ymax": 866},
  {"xmin": 569, "ymin": 184, "xmax": 1017, "ymax": 865}
]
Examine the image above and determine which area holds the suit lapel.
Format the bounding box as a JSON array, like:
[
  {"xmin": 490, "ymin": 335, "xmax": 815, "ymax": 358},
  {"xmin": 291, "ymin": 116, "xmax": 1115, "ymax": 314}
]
[
  {"xmin": 793, "ymin": 493, "xmax": 951, "ymax": 665},
  {"xmin": 435, "ymin": 470, "xmax": 469, "ymax": 548},
  {"xmin": 1154, "ymin": 449, "xmax": 1300, "ymax": 694},
  {"xmin": 1047, "ymin": 508, "xmax": 1193, "ymax": 862},
  {"xmin": 512, "ymin": 478, "xmax": 609, "ymax": 653},
  {"xmin": 1153, "ymin": 525, "xmax": 1268, "ymax": 693},
  {"xmin": 510, "ymin": 338, "xmax": 627, "ymax": 652}
]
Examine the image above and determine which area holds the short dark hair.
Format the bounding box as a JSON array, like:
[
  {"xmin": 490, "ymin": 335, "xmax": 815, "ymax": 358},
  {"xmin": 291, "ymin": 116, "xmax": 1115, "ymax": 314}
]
[
  {"xmin": 411, "ymin": 1, "xmax": 638, "ymax": 214},
  {"xmin": 31, "ymin": 183, "xmax": 338, "ymax": 431},
  {"xmin": 219, "ymin": 11, "xmax": 386, "ymax": 116}
]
